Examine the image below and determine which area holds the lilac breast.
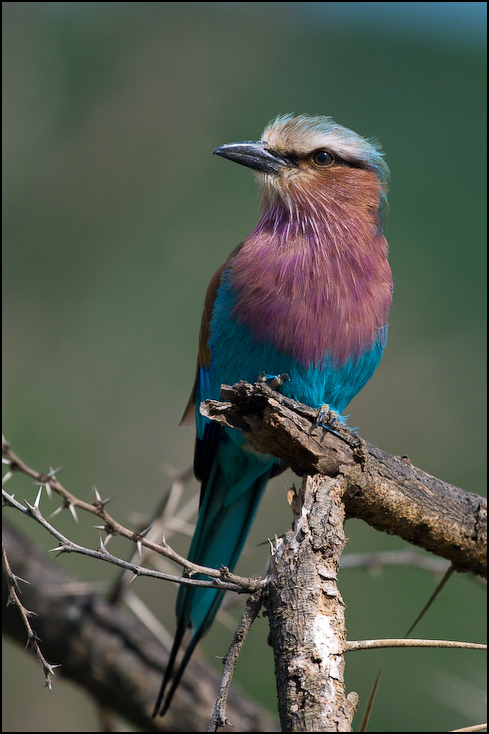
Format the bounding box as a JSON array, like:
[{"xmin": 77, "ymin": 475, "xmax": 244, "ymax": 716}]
[{"xmin": 228, "ymin": 198, "xmax": 392, "ymax": 368}]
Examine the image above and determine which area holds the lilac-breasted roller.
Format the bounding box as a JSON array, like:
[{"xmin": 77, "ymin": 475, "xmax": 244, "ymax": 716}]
[{"xmin": 155, "ymin": 114, "xmax": 392, "ymax": 715}]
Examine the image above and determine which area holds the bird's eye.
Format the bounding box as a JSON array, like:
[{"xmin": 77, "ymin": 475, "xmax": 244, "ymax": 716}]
[{"xmin": 312, "ymin": 150, "xmax": 334, "ymax": 167}]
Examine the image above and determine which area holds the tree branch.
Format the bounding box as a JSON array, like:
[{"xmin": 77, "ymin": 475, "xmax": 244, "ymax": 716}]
[
  {"xmin": 208, "ymin": 590, "xmax": 265, "ymax": 732},
  {"xmin": 2, "ymin": 437, "xmax": 259, "ymax": 592},
  {"xmin": 2, "ymin": 486, "xmax": 257, "ymax": 596},
  {"xmin": 2, "ymin": 520, "xmax": 279, "ymax": 732},
  {"xmin": 201, "ymin": 381, "xmax": 487, "ymax": 578},
  {"xmin": 264, "ymin": 474, "xmax": 359, "ymax": 732}
]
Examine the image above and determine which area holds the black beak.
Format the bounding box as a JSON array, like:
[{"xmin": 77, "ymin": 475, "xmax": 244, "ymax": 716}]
[{"xmin": 213, "ymin": 141, "xmax": 288, "ymax": 174}]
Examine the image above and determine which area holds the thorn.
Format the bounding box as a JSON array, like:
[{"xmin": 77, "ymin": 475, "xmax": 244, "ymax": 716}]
[
  {"xmin": 54, "ymin": 549, "xmax": 68, "ymax": 559},
  {"xmin": 44, "ymin": 663, "xmax": 61, "ymax": 690},
  {"xmin": 47, "ymin": 465, "xmax": 64, "ymax": 478},
  {"xmin": 25, "ymin": 632, "xmax": 42, "ymax": 649},
  {"xmin": 12, "ymin": 574, "xmax": 30, "ymax": 590},
  {"xmin": 91, "ymin": 486, "xmax": 112, "ymax": 508},
  {"xmin": 34, "ymin": 487, "xmax": 43, "ymax": 508},
  {"xmin": 2, "ymin": 470, "xmax": 13, "ymax": 485},
  {"xmin": 24, "ymin": 499, "xmax": 37, "ymax": 513},
  {"xmin": 68, "ymin": 503, "xmax": 79, "ymax": 523},
  {"xmin": 137, "ymin": 540, "xmax": 143, "ymax": 557},
  {"xmin": 49, "ymin": 544, "xmax": 65, "ymax": 553},
  {"xmin": 44, "ymin": 482, "xmax": 52, "ymax": 500},
  {"xmin": 48, "ymin": 504, "xmax": 64, "ymax": 519},
  {"xmin": 139, "ymin": 525, "xmax": 153, "ymax": 538}
]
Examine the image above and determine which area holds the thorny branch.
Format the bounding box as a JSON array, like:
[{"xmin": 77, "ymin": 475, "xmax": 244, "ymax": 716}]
[
  {"xmin": 208, "ymin": 590, "xmax": 265, "ymax": 733},
  {"xmin": 2, "ymin": 436, "xmax": 260, "ymax": 595},
  {"xmin": 2, "ymin": 520, "xmax": 279, "ymax": 733},
  {"xmin": 2, "ymin": 432, "xmax": 263, "ymax": 727},
  {"xmin": 1, "ymin": 488, "xmax": 258, "ymax": 597},
  {"xmin": 2, "ymin": 544, "xmax": 60, "ymax": 689}
]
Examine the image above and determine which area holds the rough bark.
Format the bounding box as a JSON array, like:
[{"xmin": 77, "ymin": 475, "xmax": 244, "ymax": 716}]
[
  {"xmin": 264, "ymin": 474, "xmax": 359, "ymax": 732},
  {"xmin": 201, "ymin": 381, "xmax": 486, "ymax": 579}
]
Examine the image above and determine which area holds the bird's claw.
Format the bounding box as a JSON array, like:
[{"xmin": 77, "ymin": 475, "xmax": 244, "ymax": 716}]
[
  {"xmin": 316, "ymin": 404, "xmax": 338, "ymax": 428},
  {"xmin": 257, "ymin": 372, "xmax": 290, "ymax": 389}
]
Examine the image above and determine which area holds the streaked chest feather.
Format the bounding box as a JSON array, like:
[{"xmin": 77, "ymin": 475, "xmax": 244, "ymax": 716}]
[{"xmin": 224, "ymin": 194, "xmax": 392, "ymax": 367}]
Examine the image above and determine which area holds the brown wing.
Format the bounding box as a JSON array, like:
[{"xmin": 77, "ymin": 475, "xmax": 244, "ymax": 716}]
[{"xmin": 180, "ymin": 242, "xmax": 245, "ymax": 425}]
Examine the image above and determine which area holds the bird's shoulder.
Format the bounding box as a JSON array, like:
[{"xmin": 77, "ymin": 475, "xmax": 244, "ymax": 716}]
[{"xmin": 180, "ymin": 241, "xmax": 244, "ymax": 425}]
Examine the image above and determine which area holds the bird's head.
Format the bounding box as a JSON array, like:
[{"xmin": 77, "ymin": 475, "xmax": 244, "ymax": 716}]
[{"xmin": 214, "ymin": 114, "xmax": 389, "ymax": 225}]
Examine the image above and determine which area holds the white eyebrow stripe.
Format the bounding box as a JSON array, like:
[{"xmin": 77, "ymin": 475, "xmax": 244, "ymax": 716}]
[{"xmin": 260, "ymin": 114, "xmax": 388, "ymax": 179}]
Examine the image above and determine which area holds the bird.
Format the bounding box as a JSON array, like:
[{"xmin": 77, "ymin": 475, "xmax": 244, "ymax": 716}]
[{"xmin": 154, "ymin": 114, "xmax": 392, "ymax": 716}]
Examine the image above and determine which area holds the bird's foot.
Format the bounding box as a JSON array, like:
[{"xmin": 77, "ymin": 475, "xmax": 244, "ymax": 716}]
[
  {"xmin": 315, "ymin": 403, "xmax": 338, "ymax": 429},
  {"xmin": 257, "ymin": 372, "xmax": 290, "ymax": 390}
]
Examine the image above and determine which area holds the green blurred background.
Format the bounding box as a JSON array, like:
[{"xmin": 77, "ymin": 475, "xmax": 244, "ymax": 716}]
[{"xmin": 2, "ymin": 2, "xmax": 486, "ymax": 731}]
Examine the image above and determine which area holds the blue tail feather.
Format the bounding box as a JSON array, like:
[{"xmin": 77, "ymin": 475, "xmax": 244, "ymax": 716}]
[{"xmin": 155, "ymin": 424, "xmax": 274, "ymax": 714}]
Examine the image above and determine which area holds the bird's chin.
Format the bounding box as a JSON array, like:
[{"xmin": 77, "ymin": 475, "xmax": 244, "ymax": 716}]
[
  {"xmin": 256, "ymin": 173, "xmax": 298, "ymax": 213},
  {"xmin": 256, "ymin": 169, "xmax": 285, "ymax": 194}
]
